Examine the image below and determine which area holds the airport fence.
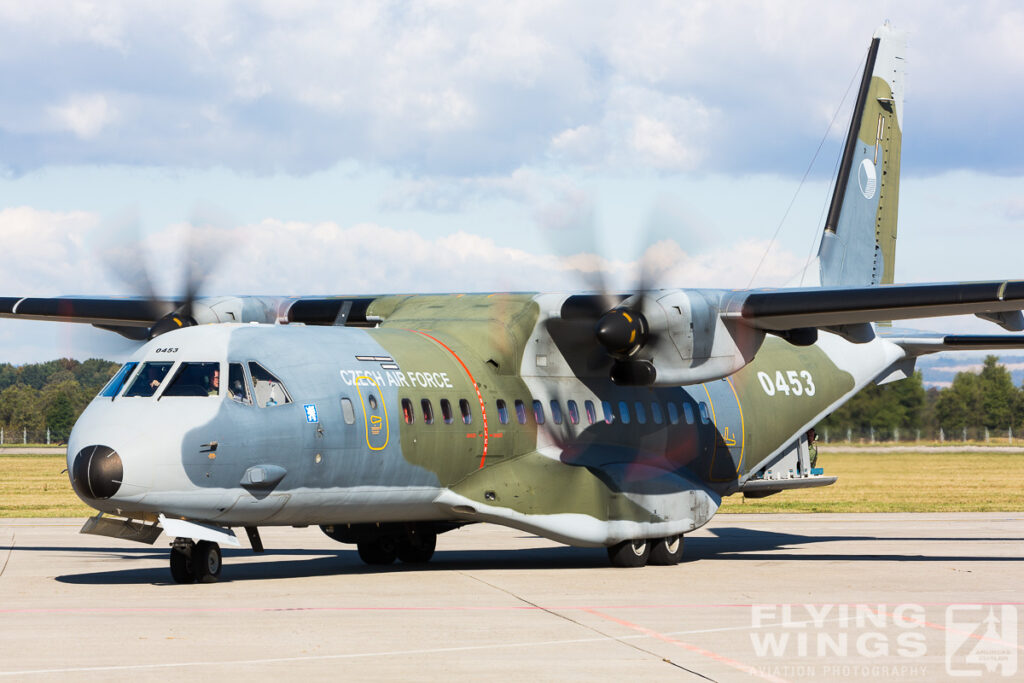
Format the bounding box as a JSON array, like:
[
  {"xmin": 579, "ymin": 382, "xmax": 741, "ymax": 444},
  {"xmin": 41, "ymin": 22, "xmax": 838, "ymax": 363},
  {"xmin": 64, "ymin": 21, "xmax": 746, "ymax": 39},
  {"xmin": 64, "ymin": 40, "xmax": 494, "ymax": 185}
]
[
  {"xmin": 0, "ymin": 427, "xmax": 67, "ymax": 447},
  {"xmin": 817, "ymin": 426, "xmax": 1020, "ymax": 445}
]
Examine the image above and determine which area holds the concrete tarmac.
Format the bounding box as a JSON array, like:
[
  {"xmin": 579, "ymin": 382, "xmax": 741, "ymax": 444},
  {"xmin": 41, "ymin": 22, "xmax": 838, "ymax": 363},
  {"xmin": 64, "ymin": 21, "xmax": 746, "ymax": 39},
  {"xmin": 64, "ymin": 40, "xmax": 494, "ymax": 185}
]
[{"xmin": 1, "ymin": 513, "xmax": 1021, "ymax": 682}]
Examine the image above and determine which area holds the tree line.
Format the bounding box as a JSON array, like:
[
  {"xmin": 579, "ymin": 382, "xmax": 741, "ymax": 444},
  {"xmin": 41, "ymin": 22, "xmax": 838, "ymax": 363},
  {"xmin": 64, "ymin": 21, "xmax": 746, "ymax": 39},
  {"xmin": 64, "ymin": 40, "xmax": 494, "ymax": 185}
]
[
  {"xmin": 817, "ymin": 355, "xmax": 1022, "ymax": 439},
  {"xmin": 0, "ymin": 358, "xmax": 121, "ymax": 442}
]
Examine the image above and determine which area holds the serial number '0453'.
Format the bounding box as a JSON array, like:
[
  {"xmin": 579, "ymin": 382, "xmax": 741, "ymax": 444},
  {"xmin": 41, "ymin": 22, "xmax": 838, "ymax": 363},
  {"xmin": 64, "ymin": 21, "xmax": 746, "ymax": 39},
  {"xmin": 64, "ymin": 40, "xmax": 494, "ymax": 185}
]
[{"xmin": 757, "ymin": 370, "xmax": 816, "ymax": 397}]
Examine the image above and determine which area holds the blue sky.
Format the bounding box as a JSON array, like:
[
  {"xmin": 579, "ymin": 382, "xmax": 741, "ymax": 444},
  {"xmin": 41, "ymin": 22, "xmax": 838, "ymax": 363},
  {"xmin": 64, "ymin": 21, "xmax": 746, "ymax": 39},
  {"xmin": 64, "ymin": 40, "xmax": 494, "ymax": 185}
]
[{"xmin": 1, "ymin": 1, "xmax": 1023, "ymax": 363}]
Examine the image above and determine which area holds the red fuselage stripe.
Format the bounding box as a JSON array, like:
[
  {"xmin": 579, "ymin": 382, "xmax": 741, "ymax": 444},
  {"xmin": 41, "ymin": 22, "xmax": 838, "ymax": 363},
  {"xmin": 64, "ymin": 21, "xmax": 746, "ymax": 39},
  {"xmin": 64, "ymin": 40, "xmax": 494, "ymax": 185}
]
[{"xmin": 412, "ymin": 330, "xmax": 489, "ymax": 468}]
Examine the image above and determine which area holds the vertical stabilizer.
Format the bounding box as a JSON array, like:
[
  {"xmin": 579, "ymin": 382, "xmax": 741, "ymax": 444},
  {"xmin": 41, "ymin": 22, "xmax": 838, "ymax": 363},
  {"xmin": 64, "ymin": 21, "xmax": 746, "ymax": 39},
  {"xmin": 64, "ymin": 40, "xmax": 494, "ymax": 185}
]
[{"xmin": 818, "ymin": 23, "xmax": 905, "ymax": 287}]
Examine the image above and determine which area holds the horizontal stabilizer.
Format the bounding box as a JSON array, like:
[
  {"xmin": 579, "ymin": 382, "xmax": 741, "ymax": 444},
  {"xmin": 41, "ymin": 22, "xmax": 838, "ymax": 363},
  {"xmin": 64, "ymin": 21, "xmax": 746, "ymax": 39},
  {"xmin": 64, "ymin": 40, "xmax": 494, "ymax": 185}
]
[
  {"xmin": 725, "ymin": 280, "xmax": 1024, "ymax": 330},
  {"xmin": 881, "ymin": 333, "xmax": 1024, "ymax": 356}
]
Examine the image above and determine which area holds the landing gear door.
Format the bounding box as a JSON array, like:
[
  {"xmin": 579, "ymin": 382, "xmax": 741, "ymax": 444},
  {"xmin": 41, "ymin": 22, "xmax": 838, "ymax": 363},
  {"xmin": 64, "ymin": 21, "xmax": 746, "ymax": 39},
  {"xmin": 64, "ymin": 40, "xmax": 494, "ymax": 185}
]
[{"xmin": 355, "ymin": 376, "xmax": 389, "ymax": 451}]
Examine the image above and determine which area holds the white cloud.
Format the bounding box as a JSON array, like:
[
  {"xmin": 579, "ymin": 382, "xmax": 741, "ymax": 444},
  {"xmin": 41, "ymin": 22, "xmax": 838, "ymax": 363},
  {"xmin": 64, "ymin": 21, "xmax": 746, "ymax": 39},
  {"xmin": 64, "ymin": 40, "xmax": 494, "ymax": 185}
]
[
  {"xmin": 0, "ymin": 206, "xmax": 802, "ymax": 303},
  {"xmin": 2, "ymin": 1, "xmax": 1021, "ymax": 176},
  {"xmin": 0, "ymin": 207, "xmax": 108, "ymax": 293},
  {"xmin": 47, "ymin": 94, "xmax": 118, "ymax": 139}
]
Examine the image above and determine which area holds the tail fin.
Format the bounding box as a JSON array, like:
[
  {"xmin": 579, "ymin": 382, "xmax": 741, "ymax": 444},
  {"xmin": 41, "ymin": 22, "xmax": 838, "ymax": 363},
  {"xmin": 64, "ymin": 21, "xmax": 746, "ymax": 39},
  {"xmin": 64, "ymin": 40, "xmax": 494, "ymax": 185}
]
[{"xmin": 818, "ymin": 23, "xmax": 905, "ymax": 287}]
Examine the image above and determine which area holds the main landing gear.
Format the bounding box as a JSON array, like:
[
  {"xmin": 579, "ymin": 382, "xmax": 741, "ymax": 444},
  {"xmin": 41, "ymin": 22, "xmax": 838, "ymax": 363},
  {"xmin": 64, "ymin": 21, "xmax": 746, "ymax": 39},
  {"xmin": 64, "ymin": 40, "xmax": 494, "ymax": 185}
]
[
  {"xmin": 321, "ymin": 522, "xmax": 456, "ymax": 566},
  {"xmin": 169, "ymin": 537, "xmax": 223, "ymax": 584},
  {"xmin": 607, "ymin": 535, "xmax": 684, "ymax": 568}
]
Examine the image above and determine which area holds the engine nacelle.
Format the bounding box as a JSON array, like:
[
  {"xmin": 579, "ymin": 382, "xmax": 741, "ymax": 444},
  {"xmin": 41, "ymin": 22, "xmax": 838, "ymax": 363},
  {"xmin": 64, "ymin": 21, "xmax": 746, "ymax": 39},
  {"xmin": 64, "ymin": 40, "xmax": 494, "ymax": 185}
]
[{"xmin": 618, "ymin": 289, "xmax": 764, "ymax": 386}]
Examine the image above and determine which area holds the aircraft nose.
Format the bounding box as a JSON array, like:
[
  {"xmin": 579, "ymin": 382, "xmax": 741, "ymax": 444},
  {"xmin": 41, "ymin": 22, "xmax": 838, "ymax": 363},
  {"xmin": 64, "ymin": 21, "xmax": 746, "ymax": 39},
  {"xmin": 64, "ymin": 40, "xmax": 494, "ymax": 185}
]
[{"xmin": 70, "ymin": 445, "xmax": 123, "ymax": 500}]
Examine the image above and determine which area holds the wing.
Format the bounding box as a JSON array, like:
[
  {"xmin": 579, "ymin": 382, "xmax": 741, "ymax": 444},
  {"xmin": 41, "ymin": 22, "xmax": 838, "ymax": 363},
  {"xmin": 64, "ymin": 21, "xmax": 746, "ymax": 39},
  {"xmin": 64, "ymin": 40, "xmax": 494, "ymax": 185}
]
[{"xmin": 0, "ymin": 295, "xmax": 382, "ymax": 340}]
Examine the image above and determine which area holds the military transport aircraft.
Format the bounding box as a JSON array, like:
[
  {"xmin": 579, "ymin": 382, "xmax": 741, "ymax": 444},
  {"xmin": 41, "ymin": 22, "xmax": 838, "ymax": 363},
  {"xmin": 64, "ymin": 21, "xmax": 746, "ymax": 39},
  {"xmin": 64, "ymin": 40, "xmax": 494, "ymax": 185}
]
[{"xmin": 3, "ymin": 24, "xmax": 1023, "ymax": 583}]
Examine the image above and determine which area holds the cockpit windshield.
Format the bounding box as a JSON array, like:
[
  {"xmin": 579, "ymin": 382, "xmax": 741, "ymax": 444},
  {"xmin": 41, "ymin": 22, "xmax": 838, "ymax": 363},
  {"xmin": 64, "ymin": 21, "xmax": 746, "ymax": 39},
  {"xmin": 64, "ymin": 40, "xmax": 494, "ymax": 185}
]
[
  {"xmin": 123, "ymin": 362, "xmax": 174, "ymax": 398},
  {"xmin": 228, "ymin": 363, "xmax": 251, "ymax": 404},
  {"xmin": 98, "ymin": 362, "xmax": 138, "ymax": 398},
  {"xmin": 249, "ymin": 362, "xmax": 292, "ymax": 407},
  {"xmin": 163, "ymin": 362, "xmax": 221, "ymax": 397}
]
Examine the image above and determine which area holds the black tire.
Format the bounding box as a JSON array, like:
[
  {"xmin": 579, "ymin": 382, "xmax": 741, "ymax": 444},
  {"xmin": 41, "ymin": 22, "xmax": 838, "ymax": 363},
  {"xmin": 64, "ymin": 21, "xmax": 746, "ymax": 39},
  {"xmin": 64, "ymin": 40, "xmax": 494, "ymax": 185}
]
[
  {"xmin": 648, "ymin": 535, "xmax": 684, "ymax": 565},
  {"xmin": 607, "ymin": 538, "xmax": 650, "ymax": 568},
  {"xmin": 397, "ymin": 532, "xmax": 436, "ymax": 563},
  {"xmin": 169, "ymin": 547, "xmax": 195, "ymax": 584},
  {"xmin": 192, "ymin": 541, "xmax": 222, "ymax": 583},
  {"xmin": 357, "ymin": 539, "xmax": 397, "ymax": 565}
]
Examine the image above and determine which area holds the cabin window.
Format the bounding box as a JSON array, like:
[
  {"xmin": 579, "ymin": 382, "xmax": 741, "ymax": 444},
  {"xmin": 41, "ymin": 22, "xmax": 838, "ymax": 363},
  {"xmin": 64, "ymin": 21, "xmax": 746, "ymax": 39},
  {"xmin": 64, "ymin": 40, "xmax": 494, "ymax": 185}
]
[
  {"xmin": 496, "ymin": 399, "xmax": 509, "ymax": 425},
  {"xmin": 634, "ymin": 401, "xmax": 646, "ymax": 425},
  {"xmin": 550, "ymin": 400, "xmax": 563, "ymax": 425},
  {"xmin": 698, "ymin": 402, "xmax": 711, "ymax": 424},
  {"xmin": 421, "ymin": 399, "xmax": 434, "ymax": 425},
  {"xmin": 584, "ymin": 400, "xmax": 596, "ymax": 425},
  {"xmin": 441, "ymin": 398, "xmax": 454, "ymax": 424},
  {"xmin": 368, "ymin": 394, "xmax": 378, "ymax": 409},
  {"xmin": 532, "ymin": 399, "xmax": 545, "ymax": 425},
  {"xmin": 249, "ymin": 362, "xmax": 292, "ymax": 407},
  {"xmin": 341, "ymin": 397, "xmax": 356, "ymax": 424},
  {"xmin": 124, "ymin": 362, "xmax": 174, "ymax": 398},
  {"xmin": 683, "ymin": 403, "xmax": 695, "ymax": 424},
  {"xmin": 617, "ymin": 401, "xmax": 631, "ymax": 425},
  {"xmin": 567, "ymin": 400, "xmax": 580, "ymax": 425},
  {"xmin": 99, "ymin": 362, "xmax": 138, "ymax": 398},
  {"xmin": 650, "ymin": 402, "xmax": 664, "ymax": 425},
  {"xmin": 402, "ymin": 398, "xmax": 414, "ymax": 424},
  {"xmin": 171, "ymin": 363, "xmax": 215, "ymax": 398},
  {"xmin": 601, "ymin": 401, "xmax": 614, "ymax": 424},
  {"xmin": 667, "ymin": 402, "xmax": 680, "ymax": 424},
  {"xmin": 515, "ymin": 399, "xmax": 527, "ymax": 424},
  {"xmin": 228, "ymin": 363, "xmax": 251, "ymax": 404},
  {"xmin": 459, "ymin": 398, "xmax": 473, "ymax": 424}
]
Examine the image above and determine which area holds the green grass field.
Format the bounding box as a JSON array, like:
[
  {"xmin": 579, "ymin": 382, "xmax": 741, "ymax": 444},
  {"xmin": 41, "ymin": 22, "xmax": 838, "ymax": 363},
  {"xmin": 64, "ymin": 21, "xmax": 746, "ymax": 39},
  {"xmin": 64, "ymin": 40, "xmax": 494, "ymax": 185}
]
[
  {"xmin": 2, "ymin": 450, "xmax": 1024, "ymax": 517},
  {"xmin": 718, "ymin": 450, "xmax": 1024, "ymax": 513}
]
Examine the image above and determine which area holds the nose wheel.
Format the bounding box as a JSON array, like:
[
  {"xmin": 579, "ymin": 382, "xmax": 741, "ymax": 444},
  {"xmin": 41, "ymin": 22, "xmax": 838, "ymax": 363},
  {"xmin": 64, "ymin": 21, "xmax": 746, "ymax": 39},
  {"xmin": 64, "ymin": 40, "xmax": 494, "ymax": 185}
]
[{"xmin": 169, "ymin": 538, "xmax": 223, "ymax": 584}]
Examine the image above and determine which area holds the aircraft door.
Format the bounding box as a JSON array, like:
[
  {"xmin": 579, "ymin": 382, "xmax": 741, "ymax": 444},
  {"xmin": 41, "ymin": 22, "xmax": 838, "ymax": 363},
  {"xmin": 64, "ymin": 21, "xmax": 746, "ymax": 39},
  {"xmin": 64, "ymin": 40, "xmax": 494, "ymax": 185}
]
[
  {"xmin": 355, "ymin": 376, "xmax": 389, "ymax": 451},
  {"xmin": 702, "ymin": 378, "xmax": 746, "ymax": 482}
]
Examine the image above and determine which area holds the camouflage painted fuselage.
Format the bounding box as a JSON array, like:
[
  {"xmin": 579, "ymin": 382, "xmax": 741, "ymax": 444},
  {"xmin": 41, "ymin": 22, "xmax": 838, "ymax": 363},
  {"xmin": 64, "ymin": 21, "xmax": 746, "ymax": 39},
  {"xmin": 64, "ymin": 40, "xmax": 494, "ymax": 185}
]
[{"xmin": 68, "ymin": 292, "xmax": 902, "ymax": 548}]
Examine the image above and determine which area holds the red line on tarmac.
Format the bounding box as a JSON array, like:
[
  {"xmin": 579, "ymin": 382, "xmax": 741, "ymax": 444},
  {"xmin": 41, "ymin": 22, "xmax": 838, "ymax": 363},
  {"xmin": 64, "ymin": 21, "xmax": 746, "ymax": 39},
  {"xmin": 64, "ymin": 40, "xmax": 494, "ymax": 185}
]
[
  {"xmin": 412, "ymin": 330, "xmax": 489, "ymax": 468},
  {"xmin": 585, "ymin": 609, "xmax": 791, "ymax": 683}
]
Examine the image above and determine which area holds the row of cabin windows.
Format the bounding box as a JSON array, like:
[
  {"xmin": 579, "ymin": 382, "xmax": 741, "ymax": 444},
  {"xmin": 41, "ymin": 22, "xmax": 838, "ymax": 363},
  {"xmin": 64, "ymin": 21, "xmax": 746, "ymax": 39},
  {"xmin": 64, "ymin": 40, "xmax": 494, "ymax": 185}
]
[{"xmin": 397, "ymin": 397, "xmax": 713, "ymax": 427}]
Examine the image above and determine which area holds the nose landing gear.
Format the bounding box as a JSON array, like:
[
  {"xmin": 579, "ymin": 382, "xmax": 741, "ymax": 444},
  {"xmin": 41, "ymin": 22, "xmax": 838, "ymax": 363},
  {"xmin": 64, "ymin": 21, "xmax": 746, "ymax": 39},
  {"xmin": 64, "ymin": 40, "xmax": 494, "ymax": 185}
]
[{"xmin": 169, "ymin": 537, "xmax": 223, "ymax": 584}]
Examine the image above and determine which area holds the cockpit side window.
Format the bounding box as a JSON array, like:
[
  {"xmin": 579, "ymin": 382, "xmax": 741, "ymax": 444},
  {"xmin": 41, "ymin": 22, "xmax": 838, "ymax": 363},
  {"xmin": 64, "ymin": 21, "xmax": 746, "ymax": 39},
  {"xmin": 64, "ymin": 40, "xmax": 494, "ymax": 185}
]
[
  {"xmin": 124, "ymin": 362, "xmax": 174, "ymax": 398},
  {"xmin": 228, "ymin": 363, "xmax": 252, "ymax": 405},
  {"xmin": 163, "ymin": 362, "xmax": 221, "ymax": 397},
  {"xmin": 99, "ymin": 362, "xmax": 138, "ymax": 398},
  {"xmin": 249, "ymin": 362, "xmax": 292, "ymax": 407}
]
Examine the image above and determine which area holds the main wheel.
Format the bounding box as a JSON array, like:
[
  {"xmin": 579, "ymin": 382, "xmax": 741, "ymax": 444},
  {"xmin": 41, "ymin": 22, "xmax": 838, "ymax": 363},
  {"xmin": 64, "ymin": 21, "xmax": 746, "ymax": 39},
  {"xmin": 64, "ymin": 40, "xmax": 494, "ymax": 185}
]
[
  {"xmin": 607, "ymin": 538, "xmax": 650, "ymax": 568},
  {"xmin": 357, "ymin": 538, "xmax": 397, "ymax": 565},
  {"xmin": 397, "ymin": 532, "xmax": 436, "ymax": 563},
  {"xmin": 169, "ymin": 547, "xmax": 195, "ymax": 584},
  {"xmin": 192, "ymin": 541, "xmax": 222, "ymax": 583},
  {"xmin": 648, "ymin": 535, "xmax": 684, "ymax": 565}
]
